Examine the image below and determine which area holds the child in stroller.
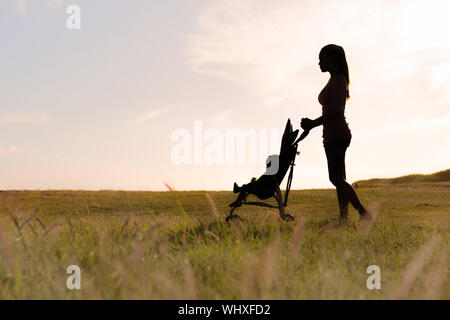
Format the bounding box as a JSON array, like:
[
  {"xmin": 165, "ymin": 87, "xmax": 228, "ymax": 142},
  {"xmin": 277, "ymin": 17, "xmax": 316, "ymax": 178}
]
[{"xmin": 227, "ymin": 119, "xmax": 309, "ymax": 222}]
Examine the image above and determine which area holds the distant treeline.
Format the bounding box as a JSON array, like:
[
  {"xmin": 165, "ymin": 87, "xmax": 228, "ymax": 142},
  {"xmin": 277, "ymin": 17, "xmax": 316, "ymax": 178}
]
[{"xmin": 353, "ymin": 169, "xmax": 450, "ymax": 187}]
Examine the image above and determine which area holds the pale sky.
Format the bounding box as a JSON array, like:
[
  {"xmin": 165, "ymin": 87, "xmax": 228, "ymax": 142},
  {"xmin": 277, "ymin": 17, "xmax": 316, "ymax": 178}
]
[{"xmin": 1, "ymin": 0, "xmax": 449, "ymax": 191}]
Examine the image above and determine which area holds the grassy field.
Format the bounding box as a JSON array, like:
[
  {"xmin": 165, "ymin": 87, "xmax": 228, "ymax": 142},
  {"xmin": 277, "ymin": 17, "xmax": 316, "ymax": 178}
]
[{"xmin": 0, "ymin": 180, "xmax": 448, "ymax": 299}]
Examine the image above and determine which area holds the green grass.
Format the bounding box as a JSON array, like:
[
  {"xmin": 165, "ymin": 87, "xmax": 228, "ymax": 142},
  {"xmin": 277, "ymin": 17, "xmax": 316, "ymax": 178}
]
[{"xmin": 0, "ymin": 182, "xmax": 448, "ymax": 299}]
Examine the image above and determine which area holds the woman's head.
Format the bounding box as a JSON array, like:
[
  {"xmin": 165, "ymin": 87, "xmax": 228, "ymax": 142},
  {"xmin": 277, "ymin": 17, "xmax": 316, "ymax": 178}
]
[{"xmin": 319, "ymin": 44, "xmax": 350, "ymax": 98}]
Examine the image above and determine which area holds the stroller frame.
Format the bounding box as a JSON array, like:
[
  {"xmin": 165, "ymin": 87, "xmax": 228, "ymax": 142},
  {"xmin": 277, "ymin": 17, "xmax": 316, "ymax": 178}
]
[{"xmin": 226, "ymin": 123, "xmax": 309, "ymax": 222}]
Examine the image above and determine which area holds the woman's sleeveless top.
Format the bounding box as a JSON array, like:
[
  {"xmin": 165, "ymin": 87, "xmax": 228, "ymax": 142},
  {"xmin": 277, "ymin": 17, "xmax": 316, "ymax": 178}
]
[{"xmin": 318, "ymin": 78, "xmax": 352, "ymax": 143}]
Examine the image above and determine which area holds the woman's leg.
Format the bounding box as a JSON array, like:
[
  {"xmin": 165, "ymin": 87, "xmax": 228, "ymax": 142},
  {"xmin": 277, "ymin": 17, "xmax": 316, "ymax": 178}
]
[
  {"xmin": 327, "ymin": 144, "xmax": 349, "ymax": 218},
  {"xmin": 325, "ymin": 143, "xmax": 366, "ymax": 216},
  {"xmin": 336, "ymin": 160, "xmax": 349, "ymax": 219}
]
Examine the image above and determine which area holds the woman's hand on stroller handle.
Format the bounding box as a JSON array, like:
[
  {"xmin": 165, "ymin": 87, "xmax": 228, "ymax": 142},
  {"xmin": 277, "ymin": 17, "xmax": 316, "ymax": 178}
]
[{"xmin": 300, "ymin": 117, "xmax": 314, "ymax": 131}]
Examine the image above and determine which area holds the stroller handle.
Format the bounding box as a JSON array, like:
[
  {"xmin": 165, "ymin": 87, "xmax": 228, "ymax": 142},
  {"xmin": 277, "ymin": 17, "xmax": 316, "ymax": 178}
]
[{"xmin": 292, "ymin": 129, "xmax": 310, "ymax": 146}]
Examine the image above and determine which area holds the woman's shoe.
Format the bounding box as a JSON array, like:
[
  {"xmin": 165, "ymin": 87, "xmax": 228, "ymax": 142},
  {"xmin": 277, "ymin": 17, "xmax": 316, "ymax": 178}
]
[{"xmin": 359, "ymin": 209, "xmax": 373, "ymax": 222}]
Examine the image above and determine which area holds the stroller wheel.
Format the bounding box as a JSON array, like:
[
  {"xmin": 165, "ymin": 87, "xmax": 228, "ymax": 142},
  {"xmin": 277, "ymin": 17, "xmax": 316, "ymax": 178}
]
[
  {"xmin": 281, "ymin": 213, "xmax": 295, "ymax": 221},
  {"xmin": 226, "ymin": 214, "xmax": 242, "ymax": 223}
]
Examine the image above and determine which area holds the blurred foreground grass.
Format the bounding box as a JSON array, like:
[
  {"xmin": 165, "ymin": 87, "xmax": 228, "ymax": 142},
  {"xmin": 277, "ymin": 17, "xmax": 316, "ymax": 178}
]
[{"xmin": 0, "ymin": 182, "xmax": 448, "ymax": 299}]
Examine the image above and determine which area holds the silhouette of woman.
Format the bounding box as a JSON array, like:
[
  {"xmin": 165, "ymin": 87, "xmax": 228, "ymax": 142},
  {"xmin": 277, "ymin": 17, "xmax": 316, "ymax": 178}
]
[{"xmin": 301, "ymin": 44, "xmax": 370, "ymax": 220}]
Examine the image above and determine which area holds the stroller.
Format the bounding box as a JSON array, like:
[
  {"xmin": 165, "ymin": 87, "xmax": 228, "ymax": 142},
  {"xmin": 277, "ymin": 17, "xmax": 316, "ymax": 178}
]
[{"xmin": 227, "ymin": 119, "xmax": 309, "ymax": 222}]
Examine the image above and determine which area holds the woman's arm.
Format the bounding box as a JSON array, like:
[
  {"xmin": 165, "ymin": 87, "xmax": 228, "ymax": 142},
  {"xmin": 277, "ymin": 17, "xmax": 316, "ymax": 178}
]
[{"xmin": 311, "ymin": 115, "xmax": 324, "ymax": 128}]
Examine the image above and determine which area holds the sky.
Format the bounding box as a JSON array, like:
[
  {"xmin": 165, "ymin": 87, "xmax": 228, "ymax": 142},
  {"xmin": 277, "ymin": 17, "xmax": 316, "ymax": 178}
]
[{"xmin": 1, "ymin": 0, "xmax": 449, "ymax": 191}]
